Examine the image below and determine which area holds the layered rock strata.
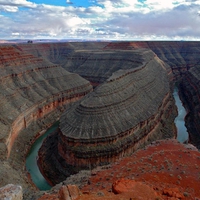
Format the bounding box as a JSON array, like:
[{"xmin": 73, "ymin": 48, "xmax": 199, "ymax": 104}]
[
  {"xmin": 179, "ymin": 65, "xmax": 200, "ymax": 148},
  {"xmin": 38, "ymin": 49, "xmax": 177, "ymax": 185},
  {"xmin": 0, "ymin": 45, "xmax": 92, "ymax": 159},
  {"xmin": 103, "ymin": 41, "xmax": 200, "ymax": 80},
  {"xmin": 145, "ymin": 41, "xmax": 200, "ymax": 80},
  {"xmin": 16, "ymin": 42, "xmax": 200, "ymax": 85}
]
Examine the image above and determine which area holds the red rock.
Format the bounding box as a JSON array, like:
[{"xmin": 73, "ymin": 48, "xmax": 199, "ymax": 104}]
[
  {"xmin": 112, "ymin": 178, "xmax": 137, "ymax": 194},
  {"xmin": 59, "ymin": 186, "xmax": 71, "ymax": 200},
  {"xmin": 82, "ymin": 139, "xmax": 200, "ymax": 199},
  {"xmin": 67, "ymin": 185, "xmax": 81, "ymax": 200},
  {"xmin": 112, "ymin": 178, "xmax": 159, "ymax": 199},
  {"xmin": 163, "ymin": 188, "xmax": 185, "ymax": 199}
]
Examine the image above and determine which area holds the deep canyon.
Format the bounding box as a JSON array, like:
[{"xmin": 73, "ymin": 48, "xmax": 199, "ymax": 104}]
[{"xmin": 1, "ymin": 41, "xmax": 200, "ymax": 199}]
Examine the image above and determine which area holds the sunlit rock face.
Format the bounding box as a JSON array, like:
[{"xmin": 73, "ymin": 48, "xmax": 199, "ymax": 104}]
[
  {"xmin": 0, "ymin": 45, "xmax": 92, "ymax": 158},
  {"xmin": 38, "ymin": 49, "xmax": 177, "ymax": 185}
]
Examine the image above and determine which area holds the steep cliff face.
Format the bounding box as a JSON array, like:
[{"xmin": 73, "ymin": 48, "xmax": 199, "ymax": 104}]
[
  {"xmin": 179, "ymin": 66, "xmax": 200, "ymax": 148},
  {"xmin": 103, "ymin": 41, "xmax": 200, "ymax": 80},
  {"xmin": 0, "ymin": 45, "xmax": 92, "ymax": 159},
  {"xmin": 146, "ymin": 41, "xmax": 200, "ymax": 80},
  {"xmin": 38, "ymin": 49, "xmax": 176, "ymax": 185},
  {"xmin": 17, "ymin": 42, "xmax": 200, "ymax": 85}
]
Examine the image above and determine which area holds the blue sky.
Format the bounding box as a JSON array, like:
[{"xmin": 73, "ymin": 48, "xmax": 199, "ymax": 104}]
[
  {"xmin": 0, "ymin": 0, "xmax": 200, "ymax": 40},
  {"xmin": 28, "ymin": 0, "xmax": 93, "ymax": 7}
]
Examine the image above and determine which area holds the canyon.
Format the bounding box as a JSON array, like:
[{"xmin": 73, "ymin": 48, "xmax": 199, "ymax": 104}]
[
  {"xmin": 0, "ymin": 41, "xmax": 200, "ymax": 199},
  {"xmin": 38, "ymin": 48, "xmax": 176, "ymax": 185}
]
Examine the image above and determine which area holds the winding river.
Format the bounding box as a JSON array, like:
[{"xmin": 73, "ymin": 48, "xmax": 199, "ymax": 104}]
[
  {"xmin": 26, "ymin": 87, "xmax": 189, "ymax": 190},
  {"xmin": 25, "ymin": 122, "xmax": 59, "ymax": 190},
  {"xmin": 173, "ymin": 87, "xmax": 189, "ymax": 143}
]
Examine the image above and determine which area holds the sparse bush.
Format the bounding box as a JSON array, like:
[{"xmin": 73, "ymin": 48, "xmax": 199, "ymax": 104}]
[{"xmin": 183, "ymin": 192, "xmax": 189, "ymax": 197}]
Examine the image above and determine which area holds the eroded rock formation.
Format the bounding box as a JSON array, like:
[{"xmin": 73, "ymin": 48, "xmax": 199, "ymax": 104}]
[
  {"xmin": 0, "ymin": 44, "xmax": 92, "ymax": 198},
  {"xmin": 0, "ymin": 45, "xmax": 92, "ymax": 158},
  {"xmin": 38, "ymin": 49, "xmax": 177, "ymax": 185},
  {"xmin": 179, "ymin": 65, "xmax": 200, "ymax": 148},
  {"xmin": 37, "ymin": 139, "xmax": 200, "ymax": 200}
]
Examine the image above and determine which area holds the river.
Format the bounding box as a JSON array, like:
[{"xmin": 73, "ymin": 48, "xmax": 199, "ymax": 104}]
[
  {"xmin": 173, "ymin": 87, "xmax": 189, "ymax": 143},
  {"xmin": 25, "ymin": 87, "xmax": 189, "ymax": 190},
  {"xmin": 25, "ymin": 121, "xmax": 59, "ymax": 190}
]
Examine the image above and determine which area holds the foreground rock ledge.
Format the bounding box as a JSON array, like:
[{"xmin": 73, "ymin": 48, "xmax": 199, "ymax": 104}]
[
  {"xmin": 37, "ymin": 139, "xmax": 200, "ymax": 200},
  {"xmin": 38, "ymin": 49, "xmax": 177, "ymax": 185},
  {"xmin": 0, "ymin": 184, "xmax": 23, "ymax": 200}
]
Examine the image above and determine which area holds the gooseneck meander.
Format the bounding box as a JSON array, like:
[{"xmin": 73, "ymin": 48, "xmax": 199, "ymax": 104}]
[{"xmin": 25, "ymin": 87, "xmax": 189, "ymax": 190}]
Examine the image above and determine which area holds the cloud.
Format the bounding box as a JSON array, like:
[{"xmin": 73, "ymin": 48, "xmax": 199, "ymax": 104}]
[
  {"xmin": 66, "ymin": 0, "xmax": 73, "ymax": 4},
  {"xmin": 0, "ymin": 0, "xmax": 36, "ymax": 12},
  {"xmin": 0, "ymin": 0, "xmax": 200, "ymax": 40},
  {"xmin": 0, "ymin": 0, "xmax": 36, "ymax": 8}
]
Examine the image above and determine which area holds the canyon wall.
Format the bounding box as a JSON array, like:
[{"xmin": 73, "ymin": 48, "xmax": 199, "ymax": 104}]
[
  {"xmin": 0, "ymin": 45, "xmax": 92, "ymax": 158},
  {"xmin": 179, "ymin": 66, "xmax": 200, "ymax": 148},
  {"xmin": 38, "ymin": 49, "xmax": 177, "ymax": 185},
  {"xmin": 16, "ymin": 41, "xmax": 200, "ymax": 85}
]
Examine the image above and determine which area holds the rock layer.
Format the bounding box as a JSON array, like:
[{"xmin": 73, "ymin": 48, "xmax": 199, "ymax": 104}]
[
  {"xmin": 179, "ymin": 65, "xmax": 200, "ymax": 148},
  {"xmin": 103, "ymin": 41, "xmax": 200, "ymax": 78},
  {"xmin": 38, "ymin": 49, "xmax": 176, "ymax": 185},
  {"xmin": 0, "ymin": 45, "xmax": 92, "ymax": 158}
]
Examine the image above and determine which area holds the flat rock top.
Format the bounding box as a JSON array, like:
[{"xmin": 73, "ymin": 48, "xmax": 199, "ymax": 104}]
[
  {"xmin": 38, "ymin": 139, "xmax": 200, "ymax": 200},
  {"xmin": 60, "ymin": 49, "xmax": 169, "ymax": 140},
  {"xmin": 81, "ymin": 139, "xmax": 200, "ymax": 199}
]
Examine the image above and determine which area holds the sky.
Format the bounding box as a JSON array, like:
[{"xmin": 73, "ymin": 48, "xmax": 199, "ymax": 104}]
[{"xmin": 0, "ymin": 0, "xmax": 200, "ymax": 40}]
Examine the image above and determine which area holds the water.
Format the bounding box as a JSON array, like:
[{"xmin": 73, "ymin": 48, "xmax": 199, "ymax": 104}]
[
  {"xmin": 25, "ymin": 121, "xmax": 59, "ymax": 190},
  {"xmin": 26, "ymin": 87, "xmax": 189, "ymax": 190},
  {"xmin": 173, "ymin": 87, "xmax": 189, "ymax": 143}
]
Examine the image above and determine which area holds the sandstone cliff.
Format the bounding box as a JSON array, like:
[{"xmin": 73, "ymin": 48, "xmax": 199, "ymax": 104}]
[
  {"xmin": 0, "ymin": 44, "xmax": 92, "ymax": 197},
  {"xmin": 179, "ymin": 65, "xmax": 200, "ymax": 148},
  {"xmin": 38, "ymin": 49, "xmax": 177, "ymax": 185},
  {"xmin": 103, "ymin": 41, "xmax": 200, "ymax": 80},
  {"xmin": 0, "ymin": 45, "xmax": 92, "ymax": 158},
  {"xmin": 16, "ymin": 42, "xmax": 200, "ymax": 85}
]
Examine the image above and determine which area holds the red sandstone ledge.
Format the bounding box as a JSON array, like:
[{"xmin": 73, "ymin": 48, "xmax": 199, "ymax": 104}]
[{"xmin": 38, "ymin": 139, "xmax": 200, "ymax": 200}]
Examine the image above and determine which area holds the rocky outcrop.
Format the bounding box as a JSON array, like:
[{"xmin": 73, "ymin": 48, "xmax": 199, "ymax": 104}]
[
  {"xmin": 112, "ymin": 178, "xmax": 160, "ymax": 199},
  {"xmin": 0, "ymin": 184, "xmax": 23, "ymax": 200},
  {"xmin": 81, "ymin": 139, "xmax": 200, "ymax": 199},
  {"xmin": 179, "ymin": 65, "xmax": 200, "ymax": 148},
  {"xmin": 38, "ymin": 49, "xmax": 177, "ymax": 185},
  {"xmin": 37, "ymin": 139, "xmax": 200, "ymax": 200}
]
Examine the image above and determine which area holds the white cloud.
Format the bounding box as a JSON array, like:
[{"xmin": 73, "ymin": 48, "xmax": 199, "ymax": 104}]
[
  {"xmin": 0, "ymin": 0, "xmax": 36, "ymax": 8},
  {"xmin": 0, "ymin": 0, "xmax": 200, "ymax": 40},
  {"xmin": 66, "ymin": 0, "xmax": 73, "ymax": 4}
]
